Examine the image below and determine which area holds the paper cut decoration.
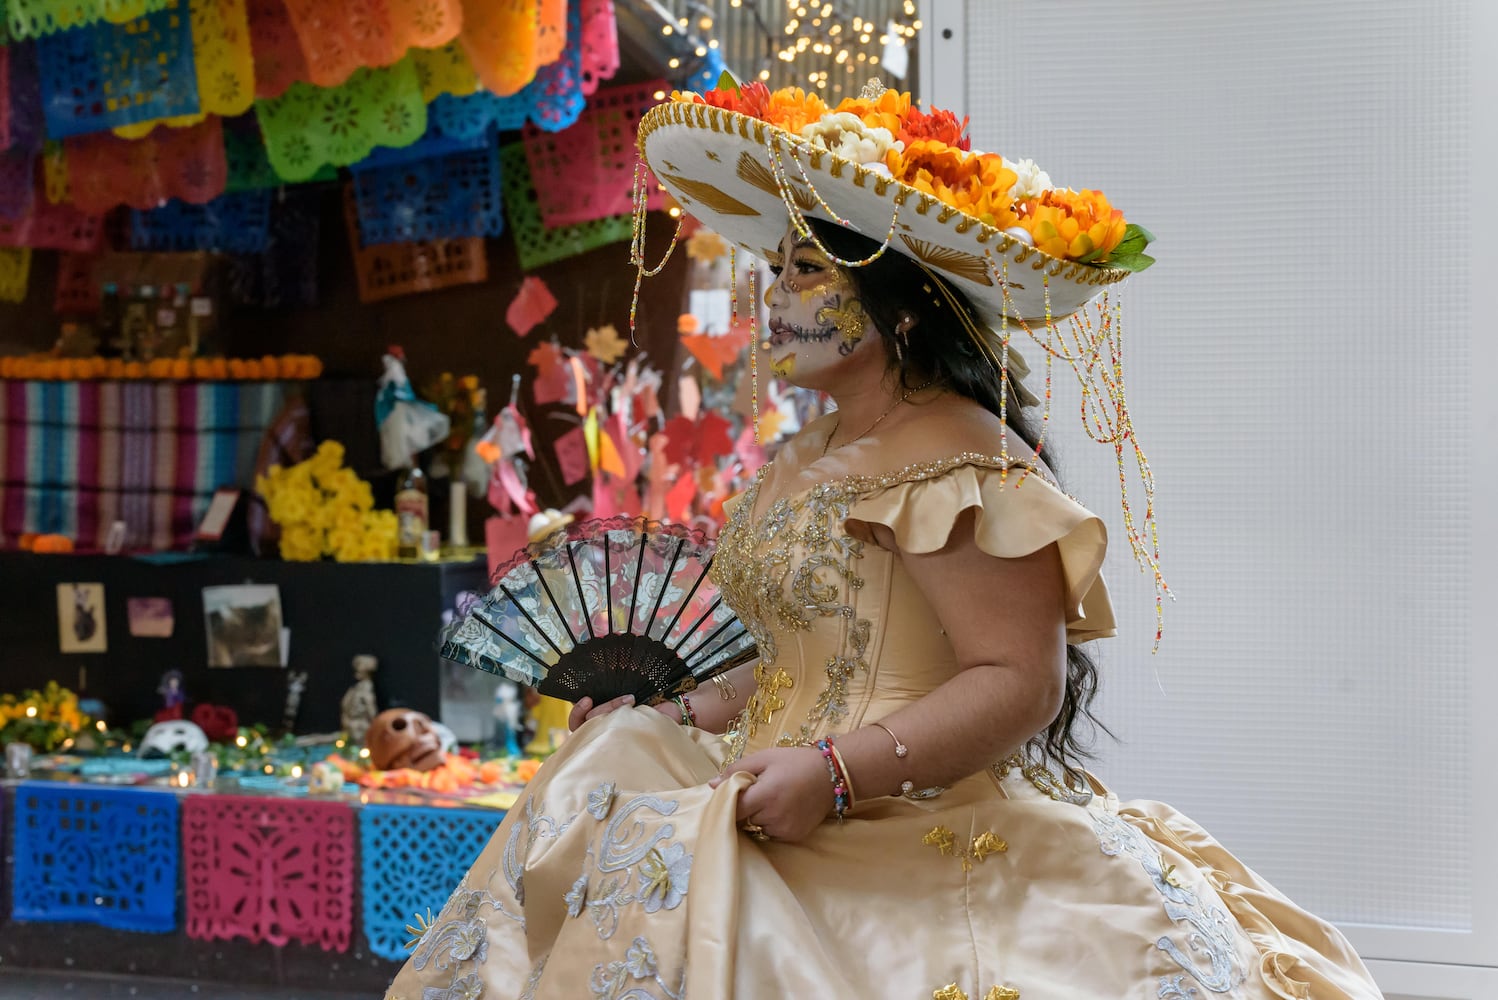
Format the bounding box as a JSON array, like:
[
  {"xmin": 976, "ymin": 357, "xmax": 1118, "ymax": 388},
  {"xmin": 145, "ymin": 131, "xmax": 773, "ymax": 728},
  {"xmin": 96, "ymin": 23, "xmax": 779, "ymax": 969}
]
[
  {"xmin": 681, "ymin": 325, "xmax": 750, "ymax": 381},
  {"xmin": 592, "ymin": 474, "xmax": 640, "ymax": 519},
  {"xmin": 506, "ymin": 275, "xmax": 557, "ymax": 337},
  {"xmin": 485, "ymin": 516, "xmax": 530, "ymax": 579},
  {"xmin": 584, "ymin": 323, "xmax": 627, "ymax": 364},
  {"xmin": 665, "ymin": 470, "xmax": 697, "ymax": 522},
  {"xmin": 582, "ymin": 409, "xmax": 626, "ymax": 477},
  {"xmin": 662, "ymin": 412, "xmax": 734, "ymax": 469},
  {"xmin": 553, "ymin": 425, "xmax": 589, "ymax": 485},
  {"xmin": 677, "ymin": 375, "xmax": 701, "ymax": 422},
  {"xmin": 527, "ymin": 341, "xmax": 572, "ymax": 405},
  {"xmin": 685, "ymin": 229, "xmax": 729, "ymax": 263},
  {"xmin": 57, "ymin": 583, "xmax": 107, "ymax": 654},
  {"xmin": 127, "ymin": 597, "xmax": 175, "ymax": 638}
]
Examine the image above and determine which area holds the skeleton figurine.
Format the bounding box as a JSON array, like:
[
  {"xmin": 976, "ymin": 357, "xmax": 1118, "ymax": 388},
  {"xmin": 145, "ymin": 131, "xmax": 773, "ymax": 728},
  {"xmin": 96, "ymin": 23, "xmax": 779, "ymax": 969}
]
[
  {"xmin": 340, "ymin": 655, "xmax": 379, "ymax": 746},
  {"xmin": 282, "ymin": 671, "xmax": 308, "ymax": 733}
]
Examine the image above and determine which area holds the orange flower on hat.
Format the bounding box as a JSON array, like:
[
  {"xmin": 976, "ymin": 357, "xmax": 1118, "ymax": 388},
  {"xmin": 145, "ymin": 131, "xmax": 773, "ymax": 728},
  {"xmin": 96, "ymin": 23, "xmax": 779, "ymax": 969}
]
[
  {"xmin": 673, "ymin": 80, "xmax": 773, "ymax": 119},
  {"xmin": 833, "ymin": 89, "xmax": 911, "ymax": 136},
  {"xmin": 760, "ymin": 87, "xmax": 829, "ymax": 134},
  {"xmin": 884, "ymin": 141, "xmax": 1020, "ymax": 230},
  {"xmin": 1019, "ymin": 188, "xmax": 1127, "ymax": 263},
  {"xmin": 672, "ymin": 82, "xmax": 826, "ymax": 132},
  {"xmin": 896, "ymin": 106, "xmax": 971, "ymax": 151}
]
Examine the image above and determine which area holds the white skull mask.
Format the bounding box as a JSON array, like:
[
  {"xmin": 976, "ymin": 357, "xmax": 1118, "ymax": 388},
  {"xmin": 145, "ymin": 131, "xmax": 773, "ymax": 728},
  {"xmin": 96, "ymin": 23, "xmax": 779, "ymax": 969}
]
[{"xmin": 140, "ymin": 720, "xmax": 209, "ymax": 757}]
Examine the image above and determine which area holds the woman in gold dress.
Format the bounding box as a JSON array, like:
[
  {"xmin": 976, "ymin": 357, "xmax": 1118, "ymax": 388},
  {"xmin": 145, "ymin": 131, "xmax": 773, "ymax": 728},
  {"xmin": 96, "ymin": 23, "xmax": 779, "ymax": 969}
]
[{"xmin": 385, "ymin": 84, "xmax": 1383, "ymax": 1000}]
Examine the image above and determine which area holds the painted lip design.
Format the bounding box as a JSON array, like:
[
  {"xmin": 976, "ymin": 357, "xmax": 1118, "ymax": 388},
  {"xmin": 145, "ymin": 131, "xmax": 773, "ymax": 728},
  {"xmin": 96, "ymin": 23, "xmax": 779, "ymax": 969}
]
[{"xmin": 767, "ymin": 318, "xmax": 797, "ymax": 346}]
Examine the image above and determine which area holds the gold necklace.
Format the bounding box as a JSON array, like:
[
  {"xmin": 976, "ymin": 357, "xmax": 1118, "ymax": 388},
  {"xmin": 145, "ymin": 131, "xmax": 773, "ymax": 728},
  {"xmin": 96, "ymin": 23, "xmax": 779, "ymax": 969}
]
[{"xmin": 822, "ymin": 379, "xmax": 938, "ymax": 457}]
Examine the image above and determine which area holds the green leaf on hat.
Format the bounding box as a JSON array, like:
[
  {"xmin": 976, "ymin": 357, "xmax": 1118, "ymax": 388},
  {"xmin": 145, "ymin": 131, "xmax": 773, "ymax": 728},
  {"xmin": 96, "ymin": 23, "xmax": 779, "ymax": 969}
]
[
  {"xmin": 717, "ymin": 71, "xmax": 741, "ymax": 96},
  {"xmin": 1104, "ymin": 251, "xmax": 1156, "ymax": 273},
  {"xmin": 1100, "ymin": 223, "xmax": 1156, "ymax": 271},
  {"xmin": 1108, "ymin": 223, "xmax": 1154, "ymax": 259}
]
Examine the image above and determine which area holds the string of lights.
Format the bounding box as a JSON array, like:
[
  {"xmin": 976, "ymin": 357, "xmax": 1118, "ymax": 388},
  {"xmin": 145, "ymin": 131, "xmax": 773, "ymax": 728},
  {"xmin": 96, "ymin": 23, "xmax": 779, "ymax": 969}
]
[{"xmin": 655, "ymin": 0, "xmax": 922, "ymax": 102}]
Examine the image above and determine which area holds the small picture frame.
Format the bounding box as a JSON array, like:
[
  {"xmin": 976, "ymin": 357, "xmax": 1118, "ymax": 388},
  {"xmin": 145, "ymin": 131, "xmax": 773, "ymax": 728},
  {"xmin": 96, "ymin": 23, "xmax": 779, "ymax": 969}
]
[{"xmin": 196, "ymin": 488, "xmax": 242, "ymax": 542}]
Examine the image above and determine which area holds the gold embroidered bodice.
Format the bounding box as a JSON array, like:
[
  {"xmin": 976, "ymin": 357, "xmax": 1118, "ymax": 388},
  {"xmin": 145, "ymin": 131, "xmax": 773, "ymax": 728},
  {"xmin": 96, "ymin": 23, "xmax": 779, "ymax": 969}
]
[{"xmin": 709, "ymin": 428, "xmax": 1116, "ymax": 763}]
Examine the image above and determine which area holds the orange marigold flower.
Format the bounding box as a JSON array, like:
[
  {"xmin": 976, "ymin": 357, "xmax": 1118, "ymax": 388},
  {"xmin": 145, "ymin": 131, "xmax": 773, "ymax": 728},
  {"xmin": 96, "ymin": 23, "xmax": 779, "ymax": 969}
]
[
  {"xmin": 671, "ymin": 81, "xmax": 774, "ymax": 121},
  {"xmin": 1019, "ymin": 188, "xmax": 1127, "ymax": 263},
  {"xmin": 897, "ymin": 106, "xmax": 971, "ymax": 151},
  {"xmin": 884, "ymin": 141, "xmax": 1020, "ymax": 230},
  {"xmin": 760, "ymin": 86, "xmax": 829, "ymax": 133},
  {"xmin": 833, "ymin": 89, "xmax": 912, "ymax": 136}
]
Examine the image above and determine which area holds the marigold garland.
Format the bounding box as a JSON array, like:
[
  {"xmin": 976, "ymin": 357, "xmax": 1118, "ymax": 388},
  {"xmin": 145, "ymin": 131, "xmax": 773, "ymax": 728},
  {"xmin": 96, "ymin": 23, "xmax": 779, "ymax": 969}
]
[{"xmin": 0, "ymin": 353, "xmax": 324, "ymax": 381}]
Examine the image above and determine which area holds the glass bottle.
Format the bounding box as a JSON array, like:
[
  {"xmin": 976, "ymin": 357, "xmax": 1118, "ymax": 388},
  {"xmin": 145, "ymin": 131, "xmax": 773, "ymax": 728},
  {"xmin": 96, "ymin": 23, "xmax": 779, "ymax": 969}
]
[
  {"xmin": 395, "ymin": 460, "xmax": 429, "ymax": 559},
  {"xmin": 97, "ymin": 282, "xmax": 123, "ymax": 358},
  {"xmin": 134, "ymin": 285, "xmax": 159, "ymax": 362}
]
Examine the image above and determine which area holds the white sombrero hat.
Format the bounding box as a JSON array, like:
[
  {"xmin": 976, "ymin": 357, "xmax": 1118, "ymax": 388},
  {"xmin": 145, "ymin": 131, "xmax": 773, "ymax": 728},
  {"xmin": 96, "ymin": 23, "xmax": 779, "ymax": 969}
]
[{"xmin": 637, "ymin": 81, "xmax": 1149, "ymax": 326}]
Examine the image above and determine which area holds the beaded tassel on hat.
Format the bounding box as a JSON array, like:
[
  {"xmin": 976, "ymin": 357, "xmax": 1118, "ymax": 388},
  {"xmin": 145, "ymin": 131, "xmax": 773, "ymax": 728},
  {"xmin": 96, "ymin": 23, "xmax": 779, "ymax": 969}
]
[
  {"xmin": 984, "ymin": 252, "xmax": 1171, "ymax": 652},
  {"xmin": 629, "ymin": 161, "xmax": 684, "ymax": 343}
]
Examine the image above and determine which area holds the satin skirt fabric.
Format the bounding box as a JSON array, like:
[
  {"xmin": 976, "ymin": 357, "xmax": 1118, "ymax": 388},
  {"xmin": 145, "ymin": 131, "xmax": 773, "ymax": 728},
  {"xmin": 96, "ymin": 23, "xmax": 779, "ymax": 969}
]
[{"xmin": 384, "ymin": 707, "xmax": 1382, "ymax": 1000}]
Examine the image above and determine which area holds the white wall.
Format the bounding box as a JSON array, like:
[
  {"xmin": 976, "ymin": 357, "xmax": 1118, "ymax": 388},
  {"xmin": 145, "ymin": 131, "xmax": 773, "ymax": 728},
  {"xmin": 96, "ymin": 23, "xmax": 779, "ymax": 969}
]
[{"xmin": 922, "ymin": 0, "xmax": 1497, "ymax": 990}]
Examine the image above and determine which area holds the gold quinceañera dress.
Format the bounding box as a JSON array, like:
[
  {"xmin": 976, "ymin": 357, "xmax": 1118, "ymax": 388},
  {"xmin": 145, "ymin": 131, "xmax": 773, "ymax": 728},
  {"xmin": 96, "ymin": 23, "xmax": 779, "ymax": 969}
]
[{"xmin": 385, "ymin": 419, "xmax": 1383, "ymax": 1000}]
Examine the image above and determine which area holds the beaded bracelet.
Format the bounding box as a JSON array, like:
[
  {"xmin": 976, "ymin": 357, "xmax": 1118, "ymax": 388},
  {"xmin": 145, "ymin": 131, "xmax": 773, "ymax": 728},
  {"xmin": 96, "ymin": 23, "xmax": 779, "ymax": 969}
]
[
  {"xmin": 827, "ymin": 742, "xmax": 858, "ymax": 810},
  {"xmin": 815, "ymin": 737, "xmax": 850, "ymax": 822},
  {"xmin": 673, "ymin": 694, "xmax": 697, "ymax": 727}
]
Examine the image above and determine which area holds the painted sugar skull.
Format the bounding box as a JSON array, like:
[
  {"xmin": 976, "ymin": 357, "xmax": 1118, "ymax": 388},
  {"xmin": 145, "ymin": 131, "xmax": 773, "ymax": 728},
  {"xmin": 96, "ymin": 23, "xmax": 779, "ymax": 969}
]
[{"xmin": 366, "ymin": 708, "xmax": 445, "ymax": 771}]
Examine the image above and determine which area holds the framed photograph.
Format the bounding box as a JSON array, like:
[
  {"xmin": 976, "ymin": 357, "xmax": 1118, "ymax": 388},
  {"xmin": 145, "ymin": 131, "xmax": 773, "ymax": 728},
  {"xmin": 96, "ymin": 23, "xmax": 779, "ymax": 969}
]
[
  {"xmin": 57, "ymin": 583, "xmax": 107, "ymax": 654},
  {"xmin": 196, "ymin": 488, "xmax": 242, "ymax": 542},
  {"xmin": 126, "ymin": 597, "xmax": 174, "ymax": 638},
  {"xmin": 202, "ymin": 584, "xmax": 284, "ymax": 667}
]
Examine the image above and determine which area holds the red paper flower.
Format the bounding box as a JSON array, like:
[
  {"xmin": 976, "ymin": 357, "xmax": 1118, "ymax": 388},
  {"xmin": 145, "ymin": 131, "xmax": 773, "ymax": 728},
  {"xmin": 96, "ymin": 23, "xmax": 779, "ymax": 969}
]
[{"xmin": 662, "ymin": 412, "xmax": 734, "ymax": 468}]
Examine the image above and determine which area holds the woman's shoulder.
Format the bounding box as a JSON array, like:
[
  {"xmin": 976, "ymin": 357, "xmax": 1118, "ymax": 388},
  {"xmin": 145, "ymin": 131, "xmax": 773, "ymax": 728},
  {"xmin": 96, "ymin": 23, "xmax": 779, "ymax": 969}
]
[{"xmin": 876, "ymin": 393, "xmax": 1043, "ymax": 473}]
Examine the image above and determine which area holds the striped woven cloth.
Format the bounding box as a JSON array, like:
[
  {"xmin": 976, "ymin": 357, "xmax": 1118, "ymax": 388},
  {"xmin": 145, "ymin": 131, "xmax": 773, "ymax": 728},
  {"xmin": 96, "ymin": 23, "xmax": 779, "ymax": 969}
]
[{"xmin": 1, "ymin": 380, "xmax": 293, "ymax": 551}]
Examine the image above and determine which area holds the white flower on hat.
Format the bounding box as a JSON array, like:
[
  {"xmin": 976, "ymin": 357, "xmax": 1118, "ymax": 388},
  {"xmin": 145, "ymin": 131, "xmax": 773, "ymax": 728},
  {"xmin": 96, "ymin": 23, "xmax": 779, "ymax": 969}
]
[
  {"xmin": 1001, "ymin": 157, "xmax": 1054, "ymax": 201},
  {"xmin": 800, "ymin": 112, "xmax": 903, "ymax": 168}
]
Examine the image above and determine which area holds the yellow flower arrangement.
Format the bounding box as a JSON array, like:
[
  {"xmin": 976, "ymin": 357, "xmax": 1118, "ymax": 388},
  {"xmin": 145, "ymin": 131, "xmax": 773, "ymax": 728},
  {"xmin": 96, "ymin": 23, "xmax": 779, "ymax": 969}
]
[
  {"xmin": 256, "ymin": 441, "xmax": 399, "ymax": 562},
  {"xmin": 0, "ymin": 681, "xmax": 91, "ymax": 751},
  {"xmin": 832, "ymin": 89, "xmax": 912, "ymax": 136},
  {"xmin": 1017, "ymin": 188, "xmax": 1128, "ymax": 263},
  {"xmin": 884, "ymin": 141, "xmax": 1021, "ymax": 232}
]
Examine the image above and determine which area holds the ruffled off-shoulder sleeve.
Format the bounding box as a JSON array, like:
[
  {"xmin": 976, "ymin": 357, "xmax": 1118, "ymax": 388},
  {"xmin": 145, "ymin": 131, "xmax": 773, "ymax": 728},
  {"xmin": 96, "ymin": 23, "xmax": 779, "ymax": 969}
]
[{"xmin": 844, "ymin": 462, "xmax": 1116, "ymax": 643}]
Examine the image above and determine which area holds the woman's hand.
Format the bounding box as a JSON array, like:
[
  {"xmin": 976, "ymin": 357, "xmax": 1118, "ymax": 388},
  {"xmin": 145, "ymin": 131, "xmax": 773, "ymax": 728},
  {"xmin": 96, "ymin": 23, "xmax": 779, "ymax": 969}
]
[
  {"xmin": 567, "ymin": 694, "xmax": 680, "ymax": 731},
  {"xmin": 709, "ymin": 746, "xmax": 834, "ymax": 842}
]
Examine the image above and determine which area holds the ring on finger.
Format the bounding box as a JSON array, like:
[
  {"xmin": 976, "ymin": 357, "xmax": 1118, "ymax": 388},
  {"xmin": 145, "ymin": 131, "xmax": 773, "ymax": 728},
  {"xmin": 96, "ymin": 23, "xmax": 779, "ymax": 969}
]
[{"xmin": 740, "ymin": 821, "xmax": 771, "ymax": 842}]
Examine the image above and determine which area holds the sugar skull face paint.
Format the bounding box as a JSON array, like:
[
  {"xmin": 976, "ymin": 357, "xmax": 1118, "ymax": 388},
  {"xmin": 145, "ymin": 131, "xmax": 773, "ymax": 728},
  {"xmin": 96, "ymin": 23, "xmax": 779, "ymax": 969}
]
[{"xmin": 761, "ymin": 225, "xmax": 871, "ymax": 385}]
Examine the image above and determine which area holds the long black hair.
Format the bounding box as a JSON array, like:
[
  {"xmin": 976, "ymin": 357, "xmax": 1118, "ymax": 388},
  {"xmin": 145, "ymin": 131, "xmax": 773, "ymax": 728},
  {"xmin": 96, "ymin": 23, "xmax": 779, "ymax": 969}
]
[{"xmin": 806, "ymin": 217, "xmax": 1111, "ymax": 776}]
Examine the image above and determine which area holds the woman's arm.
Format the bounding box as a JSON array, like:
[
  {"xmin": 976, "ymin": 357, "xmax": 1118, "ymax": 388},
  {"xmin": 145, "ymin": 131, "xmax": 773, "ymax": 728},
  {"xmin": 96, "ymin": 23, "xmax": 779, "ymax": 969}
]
[
  {"xmin": 715, "ymin": 508, "xmax": 1067, "ymax": 839},
  {"xmin": 567, "ymin": 658, "xmax": 758, "ymax": 735},
  {"xmin": 831, "ymin": 507, "xmax": 1068, "ymax": 798}
]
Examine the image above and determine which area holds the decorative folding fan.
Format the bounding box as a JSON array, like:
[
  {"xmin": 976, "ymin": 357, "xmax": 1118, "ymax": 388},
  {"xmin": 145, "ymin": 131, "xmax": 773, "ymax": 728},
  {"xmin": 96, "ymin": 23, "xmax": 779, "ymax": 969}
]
[{"xmin": 440, "ymin": 516, "xmax": 758, "ymax": 705}]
